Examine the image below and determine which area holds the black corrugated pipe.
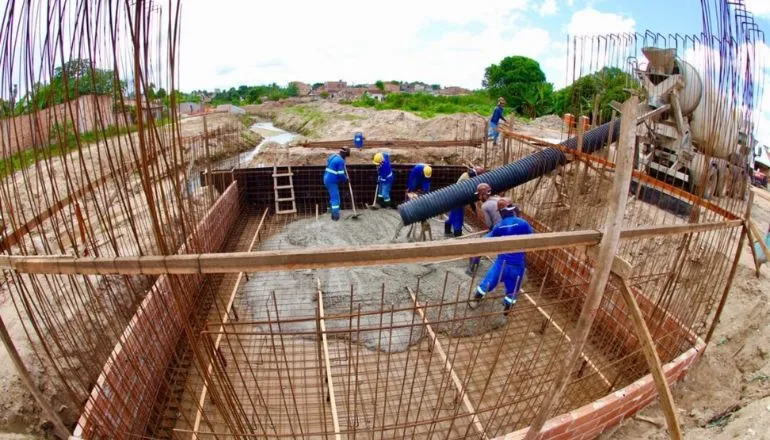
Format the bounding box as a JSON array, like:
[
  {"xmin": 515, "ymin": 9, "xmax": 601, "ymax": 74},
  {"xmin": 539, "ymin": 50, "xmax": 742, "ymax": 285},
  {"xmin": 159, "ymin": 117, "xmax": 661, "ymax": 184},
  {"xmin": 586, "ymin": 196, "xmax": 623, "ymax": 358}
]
[{"xmin": 398, "ymin": 119, "xmax": 622, "ymax": 226}]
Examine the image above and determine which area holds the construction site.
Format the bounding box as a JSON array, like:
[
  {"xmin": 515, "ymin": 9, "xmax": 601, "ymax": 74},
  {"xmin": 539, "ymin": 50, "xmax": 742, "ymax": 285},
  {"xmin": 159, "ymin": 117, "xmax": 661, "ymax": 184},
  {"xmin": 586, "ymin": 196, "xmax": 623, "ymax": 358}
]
[{"xmin": 0, "ymin": 1, "xmax": 769, "ymax": 440}]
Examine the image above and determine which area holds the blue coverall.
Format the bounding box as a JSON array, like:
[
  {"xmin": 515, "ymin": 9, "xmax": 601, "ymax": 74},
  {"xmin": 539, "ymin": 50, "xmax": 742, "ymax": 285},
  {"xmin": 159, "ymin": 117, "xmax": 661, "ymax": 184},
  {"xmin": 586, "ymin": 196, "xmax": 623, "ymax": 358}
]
[
  {"xmin": 377, "ymin": 153, "xmax": 394, "ymax": 206},
  {"xmin": 445, "ymin": 170, "xmax": 478, "ymax": 237},
  {"xmin": 407, "ymin": 164, "xmax": 431, "ymax": 194},
  {"xmin": 475, "ymin": 214, "xmax": 533, "ymax": 309},
  {"xmin": 489, "ymin": 105, "xmax": 507, "ymax": 143},
  {"xmin": 323, "ymin": 153, "xmax": 347, "ymax": 220}
]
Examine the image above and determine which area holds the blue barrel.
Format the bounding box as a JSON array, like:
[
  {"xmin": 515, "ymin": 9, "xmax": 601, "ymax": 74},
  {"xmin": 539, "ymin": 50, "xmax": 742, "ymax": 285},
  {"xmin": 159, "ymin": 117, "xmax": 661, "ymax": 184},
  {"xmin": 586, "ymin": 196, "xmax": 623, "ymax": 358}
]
[{"xmin": 354, "ymin": 132, "xmax": 365, "ymax": 148}]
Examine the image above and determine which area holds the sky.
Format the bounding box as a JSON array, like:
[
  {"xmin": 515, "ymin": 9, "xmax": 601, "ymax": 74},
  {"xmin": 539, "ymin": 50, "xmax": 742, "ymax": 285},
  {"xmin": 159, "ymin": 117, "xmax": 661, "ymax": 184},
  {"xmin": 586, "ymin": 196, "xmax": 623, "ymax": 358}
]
[{"xmin": 177, "ymin": 0, "xmax": 770, "ymax": 143}]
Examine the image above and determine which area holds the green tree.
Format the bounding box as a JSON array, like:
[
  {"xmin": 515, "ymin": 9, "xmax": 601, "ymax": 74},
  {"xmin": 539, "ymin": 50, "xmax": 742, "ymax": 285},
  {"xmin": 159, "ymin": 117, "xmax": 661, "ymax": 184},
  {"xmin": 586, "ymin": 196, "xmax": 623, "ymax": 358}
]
[
  {"xmin": 25, "ymin": 58, "xmax": 124, "ymax": 112},
  {"xmin": 155, "ymin": 87, "xmax": 167, "ymax": 99},
  {"xmin": 552, "ymin": 67, "xmax": 634, "ymax": 122},
  {"xmin": 286, "ymin": 83, "xmax": 298, "ymax": 97},
  {"xmin": 483, "ymin": 55, "xmax": 552, "ymax": 117},
  {"xmin": 375, "ymin": 80, "xmax": 385, "ymax": 91}
]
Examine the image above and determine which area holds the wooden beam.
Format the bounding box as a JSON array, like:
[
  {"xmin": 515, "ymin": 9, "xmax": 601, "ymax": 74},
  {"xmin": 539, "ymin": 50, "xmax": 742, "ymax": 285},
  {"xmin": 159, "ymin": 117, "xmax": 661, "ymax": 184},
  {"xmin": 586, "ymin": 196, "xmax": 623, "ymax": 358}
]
[
  {"xmin": 317, "ymin": 280, "xmax": 341, "ymax": 440},
  {"xmin": 190, "ymin": 208, "xmax": 268, "ymax": 439},
  {"xmin": 299, "ymin": 139, "xmax": 485, "ymax": 149},
  {"xmin": 407, "ymin": 287, "xmax": 488, "ymax": 440},
  {"xmin": 615, "ymin": 276, "xmax": 683, "ymax": 440},
  {"xmin": 525, "ymin": 96, "xmax": 639, "ymax": 440},
  {"xmin": 751, "ymin": 187, "xmax": 770, "ymax": 203},
  {"xmin": 0, "ymin": 316, "xmax": 71, "ymax": 439},
  {"xmin": 522, "ymin": 293, "xmax": 612, "ymax": 387},
  {"xmin": 0, "ymin": 221, "xmax": 742, "ymax": 276}
]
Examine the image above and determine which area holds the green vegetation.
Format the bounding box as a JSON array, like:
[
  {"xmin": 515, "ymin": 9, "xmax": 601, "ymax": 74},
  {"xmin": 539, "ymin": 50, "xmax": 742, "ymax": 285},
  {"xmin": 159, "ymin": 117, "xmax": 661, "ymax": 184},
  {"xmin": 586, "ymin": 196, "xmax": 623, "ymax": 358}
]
[
  {"xmin": 483, "ymin": 56, "xmax": 553, "ymax": 118},
  {"xmin": 199, "ymin": 83, "xmax": 298, "ymax": 106},
  {"xmin": 350, "ymin": 91, "xmax": 500, "ymax": 118},
  {"xmin": 552, "ymin": 67, "xmax": 635, "ymax": 121}
]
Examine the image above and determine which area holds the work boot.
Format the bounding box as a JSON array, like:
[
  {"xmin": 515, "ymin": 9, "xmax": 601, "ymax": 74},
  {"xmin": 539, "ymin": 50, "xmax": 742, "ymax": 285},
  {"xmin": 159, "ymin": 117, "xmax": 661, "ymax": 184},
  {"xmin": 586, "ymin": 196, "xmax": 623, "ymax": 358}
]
[
  {"xmin": 465, "ymin": 261, "xmax": 479, "ymax": 277},
  {"xmin": 453, "ymin": 230, "xmax": 462, "ymax": 238},
  {"xmin": 331, "ymin": 212, "xmax": 340, "ymax": 221},
  {"xmin": 376, "ymin": 195, "xmax": 385, "ymax": 208},
  {"xmin": 468, "ymin": 292, "xmax": 484, "ymax": 309},
  {"xmin": 503, "ymin": 298, "xmax": 517, "ymax": 317},
  {"xmin": 444, "ymin": 223, "xmax": 452, "ymax": 237}
]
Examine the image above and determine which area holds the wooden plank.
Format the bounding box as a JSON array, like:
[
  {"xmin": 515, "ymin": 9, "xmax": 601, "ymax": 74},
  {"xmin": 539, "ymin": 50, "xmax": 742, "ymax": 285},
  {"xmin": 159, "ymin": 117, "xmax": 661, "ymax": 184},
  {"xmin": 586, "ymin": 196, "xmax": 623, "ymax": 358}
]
[
  {"xmin": 751, "ymin": 186, "xmax": 770, "ymax": 203},
  {"xmin": 299, "ymin": 139, "xmax": 485, "ymax": 149},
  {"xmin": 615, "ymin": 276, "xmax": 683, "ymax": 440},
  {"xmin": 316, "ymin": 280, "xmax": 341, "ymax": 440},
  {"xmin": 190, "ymin": 208, "xmax": 268, "ymax": 440},
  {"xmin": 522, "ymin": 293, "xmax": 612, "ymax": 387},
  {"xmin": 407, "ymin": 287, "xmax": 488, "ymax": 440},
  {"xmin": 0, "ymin": 220, "xmax": 743, "ymax": 276},
  {"xmin": 585, "ymin": 246, "xmax": 634, "ymax": 281},
  {"xmin": 525, "ymin": 96, "xmax": 639, "ymax": 440}
]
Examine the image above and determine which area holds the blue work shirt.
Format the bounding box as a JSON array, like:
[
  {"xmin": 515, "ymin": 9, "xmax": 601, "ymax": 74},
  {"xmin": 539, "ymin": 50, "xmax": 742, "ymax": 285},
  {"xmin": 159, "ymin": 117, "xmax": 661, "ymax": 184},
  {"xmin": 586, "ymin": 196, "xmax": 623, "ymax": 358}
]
[
  {"xmin": 407, "ymin": 164, "xmax": 431, "ymax": 193},
  {"xmin": 487, "ymin": 215, "xmax": 533, "ymax": 266},
  {"xmin": 377, "ymin": 153, "xmax": 394, "ymax": 183},
  {"xmin": 323, "ymin": 153, "xmax": 348, "ymax": 185},
  {"xmin": 491, "ymin": 105, "xmax": 506, "ymax": 124}
]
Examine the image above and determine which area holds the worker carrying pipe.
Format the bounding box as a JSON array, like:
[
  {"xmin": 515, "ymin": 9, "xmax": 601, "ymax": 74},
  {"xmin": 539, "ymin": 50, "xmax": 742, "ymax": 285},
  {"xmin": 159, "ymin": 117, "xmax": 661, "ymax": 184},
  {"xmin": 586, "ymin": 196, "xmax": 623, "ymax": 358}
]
[
  {"xmin": 373, "ymin": 152, "xmax": 394, "ymax": 208},
  {"xmin": 466, "ymin": 182, "xmax": 501, "ymax": 275},
  {"xmin": 406, "ymin": 163, "xmax": 432, "ymax": 197},
  {"xmin": 468, "ymin": 197, "xmax": 533, "ymax": 316},
  {"xmin": 323, "ymin": 147, "xmax": 350, "ymax": 221},
  {"xmin": 444, "ymin": 166, "xmax": 485, "ymax": 237}
]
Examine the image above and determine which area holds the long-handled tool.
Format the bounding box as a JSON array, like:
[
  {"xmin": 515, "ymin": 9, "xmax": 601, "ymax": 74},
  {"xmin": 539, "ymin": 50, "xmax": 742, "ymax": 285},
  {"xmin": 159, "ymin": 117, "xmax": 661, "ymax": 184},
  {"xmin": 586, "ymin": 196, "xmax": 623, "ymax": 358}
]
[
  {"xmin": 344, "ymin": 165, "xmax": 362, "ymax": 220},
  {"xmin": 367, "ymin": 183, "xmax": 380, "ymax": 210}
]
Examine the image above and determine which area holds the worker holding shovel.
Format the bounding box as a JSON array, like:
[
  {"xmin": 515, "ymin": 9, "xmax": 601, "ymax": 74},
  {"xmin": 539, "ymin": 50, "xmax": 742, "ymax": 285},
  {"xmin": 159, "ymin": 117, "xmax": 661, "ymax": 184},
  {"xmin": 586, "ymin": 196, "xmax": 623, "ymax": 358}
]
[
  {"xmin": 372, "ymin": 152, "xmax": 394, "ymax": 208},
  {"xmin": 323, "ymin": 147, "xmax": 350, "ymax": 221}
]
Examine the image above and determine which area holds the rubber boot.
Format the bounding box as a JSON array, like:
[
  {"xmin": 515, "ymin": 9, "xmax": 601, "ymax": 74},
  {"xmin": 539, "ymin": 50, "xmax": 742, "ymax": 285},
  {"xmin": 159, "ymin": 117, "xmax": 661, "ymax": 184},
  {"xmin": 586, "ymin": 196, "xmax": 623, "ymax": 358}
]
[
  {"xmin": 453, "ymin": 230, "xmax": 463, "ymax": 238},
  {"xmin": 503, "ymin": 298, "xmax": 516, "ymax": 317},
  {"xmin": 444, "ymin": 223, "xmax": 452, "ymax": 237},
  {"xmin": 465, "ymin": 261, "xmax": 479, "ymax": 277},
  {"xmin": 376, "ymin": 195, "xmax": 385, "ymax": 208},
  {"xmin": 468, "ymin": 292, "xmax": 484, "ymax": 309},
  {"xmin": 331, "ymin": 212, "xmax": 340, "ymax": 221}
]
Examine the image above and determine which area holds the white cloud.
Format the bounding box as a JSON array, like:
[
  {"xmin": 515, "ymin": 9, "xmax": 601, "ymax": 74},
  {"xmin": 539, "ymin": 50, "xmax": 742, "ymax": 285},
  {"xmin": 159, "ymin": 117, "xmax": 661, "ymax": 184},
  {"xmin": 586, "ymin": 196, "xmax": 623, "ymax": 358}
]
[
  {"xmin": 177, "ymin": 0, "xmax": 543, "ymax": 91},
  {"xmin": 744, "ymin": 0, "xmax": 770, "ymax": 19},
  {"xmin": 538, "ymin": 0, "xmax": 558, "ymax": 16},
  {"xmin": 566, "ymin": 7, "xmax": 635, "ymax": 36}
]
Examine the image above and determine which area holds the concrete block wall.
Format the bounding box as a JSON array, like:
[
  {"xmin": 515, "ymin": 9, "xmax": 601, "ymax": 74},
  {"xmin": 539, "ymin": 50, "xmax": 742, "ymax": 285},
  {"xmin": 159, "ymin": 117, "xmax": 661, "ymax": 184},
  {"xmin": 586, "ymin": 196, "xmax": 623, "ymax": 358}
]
[{"xmin": 73, "ymin": 181, "xmax": 241, "ymax": 438}]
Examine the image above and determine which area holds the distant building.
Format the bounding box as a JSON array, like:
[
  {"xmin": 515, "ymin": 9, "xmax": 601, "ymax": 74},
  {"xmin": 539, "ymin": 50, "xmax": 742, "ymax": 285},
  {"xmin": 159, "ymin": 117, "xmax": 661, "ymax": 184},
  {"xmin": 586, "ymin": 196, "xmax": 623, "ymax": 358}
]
[
  {"xmin": 383, "ymin": 83, "xmax": 400, "ymax": 94},
  {"xmin": 324, "ymin": 80, "xmax": 347, "ymax": 94},
  {"xmin": 367, "ymin": 88, "xmax": 384, "ymax": 101},
  {"xmin": 438, "ymin": 86, "xmax": 471, "ymax": 96},
  {"xmin": 291, "ymin": 81, "xmax": 311, "ymax": 96},
  {"xmin": 337, "ymin": 87, "xmax": 366, "ymax": 100}
]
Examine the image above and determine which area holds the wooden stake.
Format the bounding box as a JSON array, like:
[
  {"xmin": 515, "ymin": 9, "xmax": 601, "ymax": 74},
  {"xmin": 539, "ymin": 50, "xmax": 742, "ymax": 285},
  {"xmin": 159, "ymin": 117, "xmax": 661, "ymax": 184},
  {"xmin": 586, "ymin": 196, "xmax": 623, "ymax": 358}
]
[
  {"xmin": 0, "ymin": 316, "xmax": 71, "ymax": 440},
  {"xmin": 316, "ymin": 280, "xmax": 341, "ymax": 440},
  {"xmin": 407, "ymin": 287, "xmax": 488, "ymax": 440},
  {"xmin": 615, "ymin": 276, "xmax": 683, "ymax": 439},
  {"xmin": 525, "ymin": 96, "xmax": 639, "ymax": 440}
]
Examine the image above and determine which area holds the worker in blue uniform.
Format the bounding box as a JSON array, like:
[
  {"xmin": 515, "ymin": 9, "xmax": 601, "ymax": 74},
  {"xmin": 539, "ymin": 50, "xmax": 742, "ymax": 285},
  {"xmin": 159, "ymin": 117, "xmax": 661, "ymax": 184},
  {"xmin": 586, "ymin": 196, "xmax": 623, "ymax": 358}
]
[
  {"xmin": 406, "ymin": 163, "xmax": 432, "ymax": 197},
  {"xmin": 323, "ymin": 147, "xmax": 350, "ymax": 221},
  {"xmin": 444, "ymin": 166, "xmax": 485, "ymax": 237},
  {"xmin": 469, "ymin": 198, "xmax": 533, "ymax": 316},
  {"xmin": 489, "ymin": 97, "xmax": 507, "ymax": 145},
  {"xmin": 373, "ymin": 152, "xmax": 394, "ymax": 208}
]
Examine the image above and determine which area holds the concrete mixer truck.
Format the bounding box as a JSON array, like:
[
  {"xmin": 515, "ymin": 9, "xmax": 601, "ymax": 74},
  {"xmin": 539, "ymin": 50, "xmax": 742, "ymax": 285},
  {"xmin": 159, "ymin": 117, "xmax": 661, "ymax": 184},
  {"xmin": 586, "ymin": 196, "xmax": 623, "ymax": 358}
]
[{"xmin": 632, "ymin": 47, "xmax": 750, "ymax": 199}]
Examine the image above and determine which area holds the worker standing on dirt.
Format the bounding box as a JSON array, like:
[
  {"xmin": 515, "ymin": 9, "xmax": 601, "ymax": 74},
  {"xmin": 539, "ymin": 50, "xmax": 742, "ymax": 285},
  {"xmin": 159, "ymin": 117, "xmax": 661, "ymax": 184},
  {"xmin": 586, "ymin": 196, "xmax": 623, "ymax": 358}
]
[
  {"xmin": 489, "ymin": 97, "xmax": 507, "ymax": 146},
  {"xmin": 469, "ymin": 198, "xmax": 533, "ymax": 316},
  {"xmin": 444, "ymin": 166, "xmax": 485, "ymax": 237},
  {"xmin": 373, "ymin": 152, "xmax": 394, "ymax": 208},
  {"xmin": 406, "ymin": 163, "xmax": 432, "ymax": 196},
  {"xmin": 467, "ymin": 182, "xmax": 500, "ymax": 275},
  {"xmin": 323, "ymin": 147, "xmax": 350, "ymax": 221}
]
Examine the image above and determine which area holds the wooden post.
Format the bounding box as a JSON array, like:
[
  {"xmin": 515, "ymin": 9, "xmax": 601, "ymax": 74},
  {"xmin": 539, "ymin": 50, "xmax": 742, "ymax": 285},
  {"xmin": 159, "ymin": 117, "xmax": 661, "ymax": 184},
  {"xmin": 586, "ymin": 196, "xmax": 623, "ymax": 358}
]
[
  {"xmin": 317, "ymin": 281, "xmax": 341, "ymax": 440},
  {"xmin": 0, "ymin": 316, "xmax": 70, "ymax": 439},
  {"xmin": 524, "ymin": 96, "xmax": 638, "ymax": 440},
  {"xmin": 615, "ymin": 276, "xmax": 683, "ymax": 439}
]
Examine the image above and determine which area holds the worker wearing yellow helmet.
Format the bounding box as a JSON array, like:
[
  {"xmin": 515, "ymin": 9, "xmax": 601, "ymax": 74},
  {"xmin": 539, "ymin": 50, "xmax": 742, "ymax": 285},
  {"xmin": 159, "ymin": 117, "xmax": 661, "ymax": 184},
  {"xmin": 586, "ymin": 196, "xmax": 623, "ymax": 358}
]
[
  {"xmin": 407, "ymin": 163, "xmax": 432, "ymax": 195},
  {"xmin": 373, "ymin": 152, "xmax": 394, "ymax": 208}
]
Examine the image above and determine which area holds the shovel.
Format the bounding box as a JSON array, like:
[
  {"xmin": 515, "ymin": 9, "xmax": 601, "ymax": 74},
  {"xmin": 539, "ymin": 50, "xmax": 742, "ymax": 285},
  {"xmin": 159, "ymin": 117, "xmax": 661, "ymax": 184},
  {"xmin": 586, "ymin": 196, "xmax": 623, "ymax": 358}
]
[
  {"xmin": 367, "ymin": 183, "xmax": 380, "ymax": 210},
  {"xmin": 344, "ymin": 166, "xmax": 362, "ymax": 220}
]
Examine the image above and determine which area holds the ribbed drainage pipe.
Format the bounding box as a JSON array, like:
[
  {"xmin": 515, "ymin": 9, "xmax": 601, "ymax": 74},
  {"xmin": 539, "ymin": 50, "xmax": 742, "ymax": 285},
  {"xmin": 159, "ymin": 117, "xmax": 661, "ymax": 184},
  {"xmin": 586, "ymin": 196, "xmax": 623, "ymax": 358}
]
[{"xmin": 398, "ymin": 119, "xmax": 622, "ymax": 226}]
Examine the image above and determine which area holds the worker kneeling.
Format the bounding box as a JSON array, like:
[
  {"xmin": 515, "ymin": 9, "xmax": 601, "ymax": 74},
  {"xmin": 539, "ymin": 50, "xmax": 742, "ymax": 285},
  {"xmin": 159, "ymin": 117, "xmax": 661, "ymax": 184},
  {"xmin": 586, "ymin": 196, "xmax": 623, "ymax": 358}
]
[
  {"xmin": 324, "ymin": 147, "xmax": 350, "ymax": 221},
  {"xmin": 469, "ymin": 198, "xmax": 533, "ymax": 316},
  {"xmin": 373, "ymin": 152, "xmax": 394, "ymax": 208}
]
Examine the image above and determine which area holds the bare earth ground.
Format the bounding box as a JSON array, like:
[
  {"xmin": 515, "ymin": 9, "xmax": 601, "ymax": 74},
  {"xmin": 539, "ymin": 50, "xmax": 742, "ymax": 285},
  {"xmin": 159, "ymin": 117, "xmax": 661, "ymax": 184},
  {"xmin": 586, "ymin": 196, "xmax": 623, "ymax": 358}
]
[{"xmin": 1, "ymin": 101, "xmax": 768, "ymax": 439}]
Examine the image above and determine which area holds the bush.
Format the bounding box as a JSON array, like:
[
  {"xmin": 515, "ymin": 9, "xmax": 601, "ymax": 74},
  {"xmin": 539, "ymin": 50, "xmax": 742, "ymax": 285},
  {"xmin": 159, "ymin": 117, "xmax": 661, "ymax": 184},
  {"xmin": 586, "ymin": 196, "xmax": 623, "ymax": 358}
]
[{"xmin": 349, "ymin": 91, "xmax": 500, "ymax": 118}]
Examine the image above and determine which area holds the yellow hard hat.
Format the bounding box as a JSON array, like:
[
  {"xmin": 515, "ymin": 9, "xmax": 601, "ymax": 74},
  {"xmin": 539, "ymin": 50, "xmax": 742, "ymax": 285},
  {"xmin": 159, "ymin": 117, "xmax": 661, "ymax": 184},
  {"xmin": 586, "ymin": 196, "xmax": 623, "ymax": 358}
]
[
  {"xmin": 373, "ymin": 152, "xmax": 384, "ymax": 165},
  {"xmin": 423, "ymin": 165, "xmax": 432, "ymax": 178}
]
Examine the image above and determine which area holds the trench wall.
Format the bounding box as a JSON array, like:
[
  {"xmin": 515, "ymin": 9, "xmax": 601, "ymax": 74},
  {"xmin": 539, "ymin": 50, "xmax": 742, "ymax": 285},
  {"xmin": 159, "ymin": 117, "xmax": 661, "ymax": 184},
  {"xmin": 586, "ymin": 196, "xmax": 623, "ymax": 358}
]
[
  {"xmin": 74, "ymin": 181, "xmax": 241, "ymax": 438},
  {"xmin": 207, "ymin": 164, "xmax": 467, "ymax": 211}
]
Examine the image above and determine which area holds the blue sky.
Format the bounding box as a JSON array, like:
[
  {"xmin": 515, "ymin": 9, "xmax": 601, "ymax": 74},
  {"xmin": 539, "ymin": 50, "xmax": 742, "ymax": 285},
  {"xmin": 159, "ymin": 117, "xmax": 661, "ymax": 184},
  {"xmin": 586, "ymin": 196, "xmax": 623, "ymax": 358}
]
[{"xmin": 179, "ymin": 0, "xmax": 770, "ymax": 140}]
